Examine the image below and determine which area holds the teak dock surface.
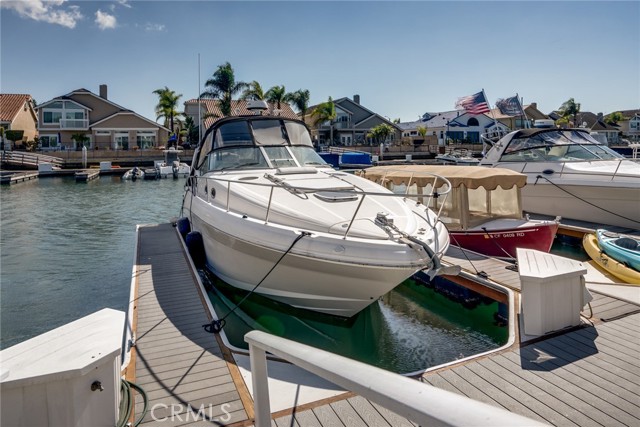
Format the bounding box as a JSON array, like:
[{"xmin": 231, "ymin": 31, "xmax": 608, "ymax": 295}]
[{"xmin": 130, "ymin": 223, "xmax": 640, "ymax": 426}]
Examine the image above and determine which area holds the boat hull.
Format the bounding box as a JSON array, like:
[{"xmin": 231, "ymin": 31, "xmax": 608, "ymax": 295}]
[
  {"xmin": 449, "ymin": 221, "xmax": 559, "ymax": 259},
  {"xmin": 186, "ymin": 191, "xmax": 448, "ymax": 317},
  {"xmin": 520, "ymin": 182, "xmax": 640, "ymax": 229},
  {"xmin": 583, "ymin": 233, "xmax": 640, "ymax": 284}
]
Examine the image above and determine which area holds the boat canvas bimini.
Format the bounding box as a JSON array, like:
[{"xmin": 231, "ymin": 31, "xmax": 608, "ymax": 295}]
[
  {"xmin": 479, "ymin": 128, "xmax": 640, "ymax": 230},
  {"xmin": 358, "ymin": 165, "xmax": 559, "ymax": 259},
  {"xmin": 181, "ymin": 107, "xmax": 452, "ymax": 317}
]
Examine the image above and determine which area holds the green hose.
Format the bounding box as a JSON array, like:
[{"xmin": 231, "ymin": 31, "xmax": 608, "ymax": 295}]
[{"xmin": 116, "ymin": 379, "xmax": 148, "ymax": 427}]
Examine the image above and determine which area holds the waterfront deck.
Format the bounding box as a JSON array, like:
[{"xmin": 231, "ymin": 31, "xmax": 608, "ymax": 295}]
[
  {"xmin": 0, "ymin": 171, "xmax": 38, "ymax": 185},
  {"xmin": 131, "ymin": 223, "xmax": 640, "ymax": 426}
]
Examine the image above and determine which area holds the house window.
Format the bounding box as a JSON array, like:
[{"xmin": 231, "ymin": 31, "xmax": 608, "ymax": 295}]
[
  {"xmin": 114, "ymin": 132, "xmax": 129, "ymax": 150},
  {"xmin": 42, "ymin": 100, "xmax": 86, "ymax": 127},
  {"xmin": 467, "ymin": 118, "xmax": 479, "ymax": 126},
  {"xmin": 43, "ymin": 111, "xmax": 62, "ymax": 124},
  {"xmin": 136, "ymin": 131, "xmax": 156, "ymax": 149},
  {"xmin": 95, "ymin": 130, "xmax": 110, "ymax": 135},
  {"xmin": 40, "ymin": 134, "xmax": 59, "ymax": 150}
]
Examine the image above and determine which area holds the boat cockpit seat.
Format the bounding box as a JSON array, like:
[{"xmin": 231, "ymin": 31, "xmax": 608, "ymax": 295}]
[{"xmin": 615, "ymin": 237, "xmax": 639, "ymax": 250}]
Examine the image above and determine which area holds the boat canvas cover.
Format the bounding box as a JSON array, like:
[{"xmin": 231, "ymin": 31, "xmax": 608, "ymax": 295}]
[
  {"xmin": 360, "ymin": 165, "xmax": 526, "ymax": 190},
  {"xmin": 359, "ymin": 165, "xmax": 525, "ymax": 229}
]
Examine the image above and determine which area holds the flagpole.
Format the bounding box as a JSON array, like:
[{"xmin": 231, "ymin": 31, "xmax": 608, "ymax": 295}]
[
  {"xmin": 198, "ymin": 53, "xmax": 202, "ymax": 143},
  {"xmin": 517, "ymin": 93, "xmax": 530, "ymax": 128},
  {"xmin": 482, "ymin": 88, "xmax": 500, "ymax": 138}
]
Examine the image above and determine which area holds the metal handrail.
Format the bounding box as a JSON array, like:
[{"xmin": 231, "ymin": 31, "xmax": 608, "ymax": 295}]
[
  {"xmin": 192, "ymin": 170, "xmax": 451, "ymax": 242},
  {"xmin": 494, "ymin": 159, "xmax": 639, "ymax": 180},
  {"xmin": 245, "ymin": 330, "xmax": 548, "ymax": 427}
]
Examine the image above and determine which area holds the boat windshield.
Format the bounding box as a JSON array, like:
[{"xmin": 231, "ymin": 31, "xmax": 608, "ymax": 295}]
[
  {"xmin": 500, "ymin": 130, "xmax": 623, "ymax": 162},
  {"xmin": 201, "ymin": 118, "xmax": 328, "ymax": 171}
]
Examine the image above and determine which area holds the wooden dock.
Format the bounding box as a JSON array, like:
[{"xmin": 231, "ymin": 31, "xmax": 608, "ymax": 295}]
[
  {"xmin": 0, "ymin": 171, "xmax": 38, "ymax": 185},
  {"xmin": 130, "ymin": 223, "xmax": 640, "ymax": 426},
  {"xmin": 75, "ymin": 169, "xmax": 100, "ymax": 182}
]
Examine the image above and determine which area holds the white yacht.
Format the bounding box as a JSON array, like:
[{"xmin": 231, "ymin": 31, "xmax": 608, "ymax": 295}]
[
  {"xmin": 480, "ymin": 128, "xmax": 640, "ymax": 230},
  {"xmin": 181, "ymin": 105, "xmax": 452, "ymax": 317}
]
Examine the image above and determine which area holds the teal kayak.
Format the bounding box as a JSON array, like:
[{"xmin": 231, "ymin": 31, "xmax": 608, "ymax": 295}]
[{"xmin": 596, "ymin": 229, "xmax": 640, "ymax": 272}]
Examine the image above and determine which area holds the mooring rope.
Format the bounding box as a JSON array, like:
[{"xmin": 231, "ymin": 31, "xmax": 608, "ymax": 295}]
[
  {"xmin": 203, "ymin": 231, "xmax": 310, "ymax": 334},
  {"xmin": 534, "ymin": 174, "xmax": 640, "ymax": 226}
]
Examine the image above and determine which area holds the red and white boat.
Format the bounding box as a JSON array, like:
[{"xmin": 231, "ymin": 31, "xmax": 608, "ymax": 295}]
[{"xmin": 358, "ymin": 165, "xmax": 559, "ymax": 259}]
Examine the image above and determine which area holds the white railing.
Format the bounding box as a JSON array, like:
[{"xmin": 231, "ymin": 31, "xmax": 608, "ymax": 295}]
[
  {"xmin": 193, "ymin": 170, "xmax": 452, "ymax": 240},
  {"xmin": 245, "ymin": 331, "xmax": 548, "ymax": 427},
  {"xmin": 59, "ymin": 119, "xmax": 89, "ymax": 129}
]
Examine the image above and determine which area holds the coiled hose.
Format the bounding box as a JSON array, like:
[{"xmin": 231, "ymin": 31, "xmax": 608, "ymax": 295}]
[{"xmin": 116, "ymin": 379, "xmax": 148, "ymax": 427}]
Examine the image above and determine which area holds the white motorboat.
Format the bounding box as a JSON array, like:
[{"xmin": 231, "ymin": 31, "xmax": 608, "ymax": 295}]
[
  {"xmin": 157, "ymin": 149, "xmax": 190, "ymax": 178},
  {"xmin": 181, "ymin": 110, "xmax": 452, "ymax": 317},
  {"xmin": 122, "ymin": 166, "xmax": 143, "ymax": 181},
  {"xmin": 479, "ymin": 128, "xmax": 640, "ymax": 230},
  {"xmin": 435, "ymin": 149, "xmax": 480, "ymax": 166}
]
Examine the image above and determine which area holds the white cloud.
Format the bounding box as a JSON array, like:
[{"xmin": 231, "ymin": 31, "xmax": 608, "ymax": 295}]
[
  {"xmin": 117, "ymin": 0, "xmax": 132, "ymax": 8},
  {"xmin": 1, "ymin": 0, "xmax": 83, "ymax": 29},
  {"xmin": 143, "ymin": 22, "xmax": 165, "ymax": 32},
  {"xmin": 95, "ymin": 10, "xmax": 117, "ymax": 30}
]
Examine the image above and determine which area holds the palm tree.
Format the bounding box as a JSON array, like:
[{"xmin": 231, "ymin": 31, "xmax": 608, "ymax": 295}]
[
  {"xmin": 265, "ymin": 85, "xmax": 288, "ymax": 111},
  {"xmin": 240, "ymin": 80, "xmax": 265, "ymax": 101},
  {"xmin": 559, "ymin": 98, "xmax": 581, "ymax": 128},
  {"xmin": 286, "ymin": 89, "xmax": 311, "ymax": 121},
  {"xmin": 311, "ymin": 97, "xmax": 337, "ymax": 145},
  {"xmin": 201, "ymin": 62, "xmax": 247, "ymax": 116},
  {"xmin": 153, "ymin": 86, "xmax": 183, "ymax": 144}
]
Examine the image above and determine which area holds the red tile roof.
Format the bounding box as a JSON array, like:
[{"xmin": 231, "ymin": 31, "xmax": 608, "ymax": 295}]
[
  {"xmin": 0, "ymin": 94, "xmax": 32, "ymax": 122},
  {"xmin": 185, "ymin": 99, "xmax": 299, "ymax": 129}
]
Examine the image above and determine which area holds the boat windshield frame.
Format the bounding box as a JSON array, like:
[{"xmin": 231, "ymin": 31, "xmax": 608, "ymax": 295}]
[
  {"xmin": 195, "ymin": 116, "xmax": 329, "ymax": 171},
  {"xmin": 499, "ymin": 129, "xmax": 623, "ymax": 162}
]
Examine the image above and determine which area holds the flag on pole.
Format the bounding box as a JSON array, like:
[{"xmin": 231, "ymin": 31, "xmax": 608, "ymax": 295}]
[
  {"xmin": 496, "ymin": 95, "xmax": 523, "ymax": 116},
  {"xmin": 455, "ymin": 91, "xmax": 491, "ymax": 115}
]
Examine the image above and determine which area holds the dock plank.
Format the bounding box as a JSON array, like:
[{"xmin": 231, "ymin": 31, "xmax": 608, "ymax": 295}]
[{"xmin": 133, "ymin": 223, "xmax": 248, "ymax": 426}]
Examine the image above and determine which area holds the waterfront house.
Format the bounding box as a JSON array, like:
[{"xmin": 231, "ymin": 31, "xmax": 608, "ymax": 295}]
[
  {"xmin": 491, "ymin": 103, "xmax": 548, "ymax": 130},
  {"xmin": 615, "ymin": 109, "xmax": 640, "ymax": 142},
  {"xmin": 305, "ymin": 95, "xmax": 402, "ymax": 146},
  {"xmin": 400, "ymin": 110, "xmax": 509, "ymax": 147},
  {"xmin": 0, "ymin": 94, "xmax": 38, "ymax": 149},
  {"xmin": 36, "ymin": 85, "xmax": 170, "ymax": 151}
]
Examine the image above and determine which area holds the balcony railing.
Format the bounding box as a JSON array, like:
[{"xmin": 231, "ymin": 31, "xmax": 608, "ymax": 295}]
[{"xmin": 59, "ymin": 119, "xmax": 89, "ymax": 129}]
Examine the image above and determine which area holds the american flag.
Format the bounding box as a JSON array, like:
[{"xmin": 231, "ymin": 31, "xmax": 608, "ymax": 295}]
[{"xmin": 455, "ymin": 91, "xmax": 490, "ymax": 115}]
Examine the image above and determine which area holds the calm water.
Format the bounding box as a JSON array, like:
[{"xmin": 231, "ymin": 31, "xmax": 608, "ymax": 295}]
[
  {"xmin": 205, "ymin": 273, "xmax": 507, "ymax": 373},
  {"xmin": 0, "ymin": 176, "xmax": 186, "ymax": 349}
]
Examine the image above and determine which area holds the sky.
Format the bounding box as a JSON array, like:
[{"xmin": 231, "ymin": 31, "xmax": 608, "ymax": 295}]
[{"xmin": 1, "ymin": 0, "xmax": 639, "ymax": 124}]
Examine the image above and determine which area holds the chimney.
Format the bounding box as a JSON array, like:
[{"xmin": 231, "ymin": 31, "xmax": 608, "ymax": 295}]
[
  {"xmin": 99, "ymin": 84, "xmax": 108, "ymax": 99},
  {"xmin": 353, "ymin": 94, "xmax": 360, "ymax": 104},
  {"xmin": 530, "ymin": 102, "xmax": 536, "ymax": 110},
  {"xmin": 597, "ymin": 112, "xmax": 603, "ymax": 121}
]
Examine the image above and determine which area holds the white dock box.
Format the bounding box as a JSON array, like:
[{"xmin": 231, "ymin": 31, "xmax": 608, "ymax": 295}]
[
  {"xmin": 37, "ymin": 163, "xmax": 53, "ymax": 172},
  {"xmin": 99, "ymin": 161, "xmax": 112, "ymax": 171},
  {"xmin": 517, "ymin": 249, "xmax": 592, "ymax": 336},
  {"xmin": 0, "ymin": 308, "xmax": 125, "ymax": 427}
]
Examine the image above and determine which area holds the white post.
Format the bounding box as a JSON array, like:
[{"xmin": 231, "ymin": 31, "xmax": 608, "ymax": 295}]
[
  {"xmin": 249, "ymin": 343, "xmax": 271, "ymax": 427},
  {"xmin": 82, "ymin": 145, "xmax": 87, "ymax": 169}
]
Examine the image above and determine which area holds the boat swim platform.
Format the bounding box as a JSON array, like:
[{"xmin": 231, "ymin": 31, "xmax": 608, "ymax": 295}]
[{"xmin": 129, "ymin": 222, "xmax": 640, "ymax": 426}]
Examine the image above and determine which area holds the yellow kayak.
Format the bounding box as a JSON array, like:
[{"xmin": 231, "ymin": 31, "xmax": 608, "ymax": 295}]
[{"xmin": 583, "ymin": 233, "xmax": 640, "ymax": 285}]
